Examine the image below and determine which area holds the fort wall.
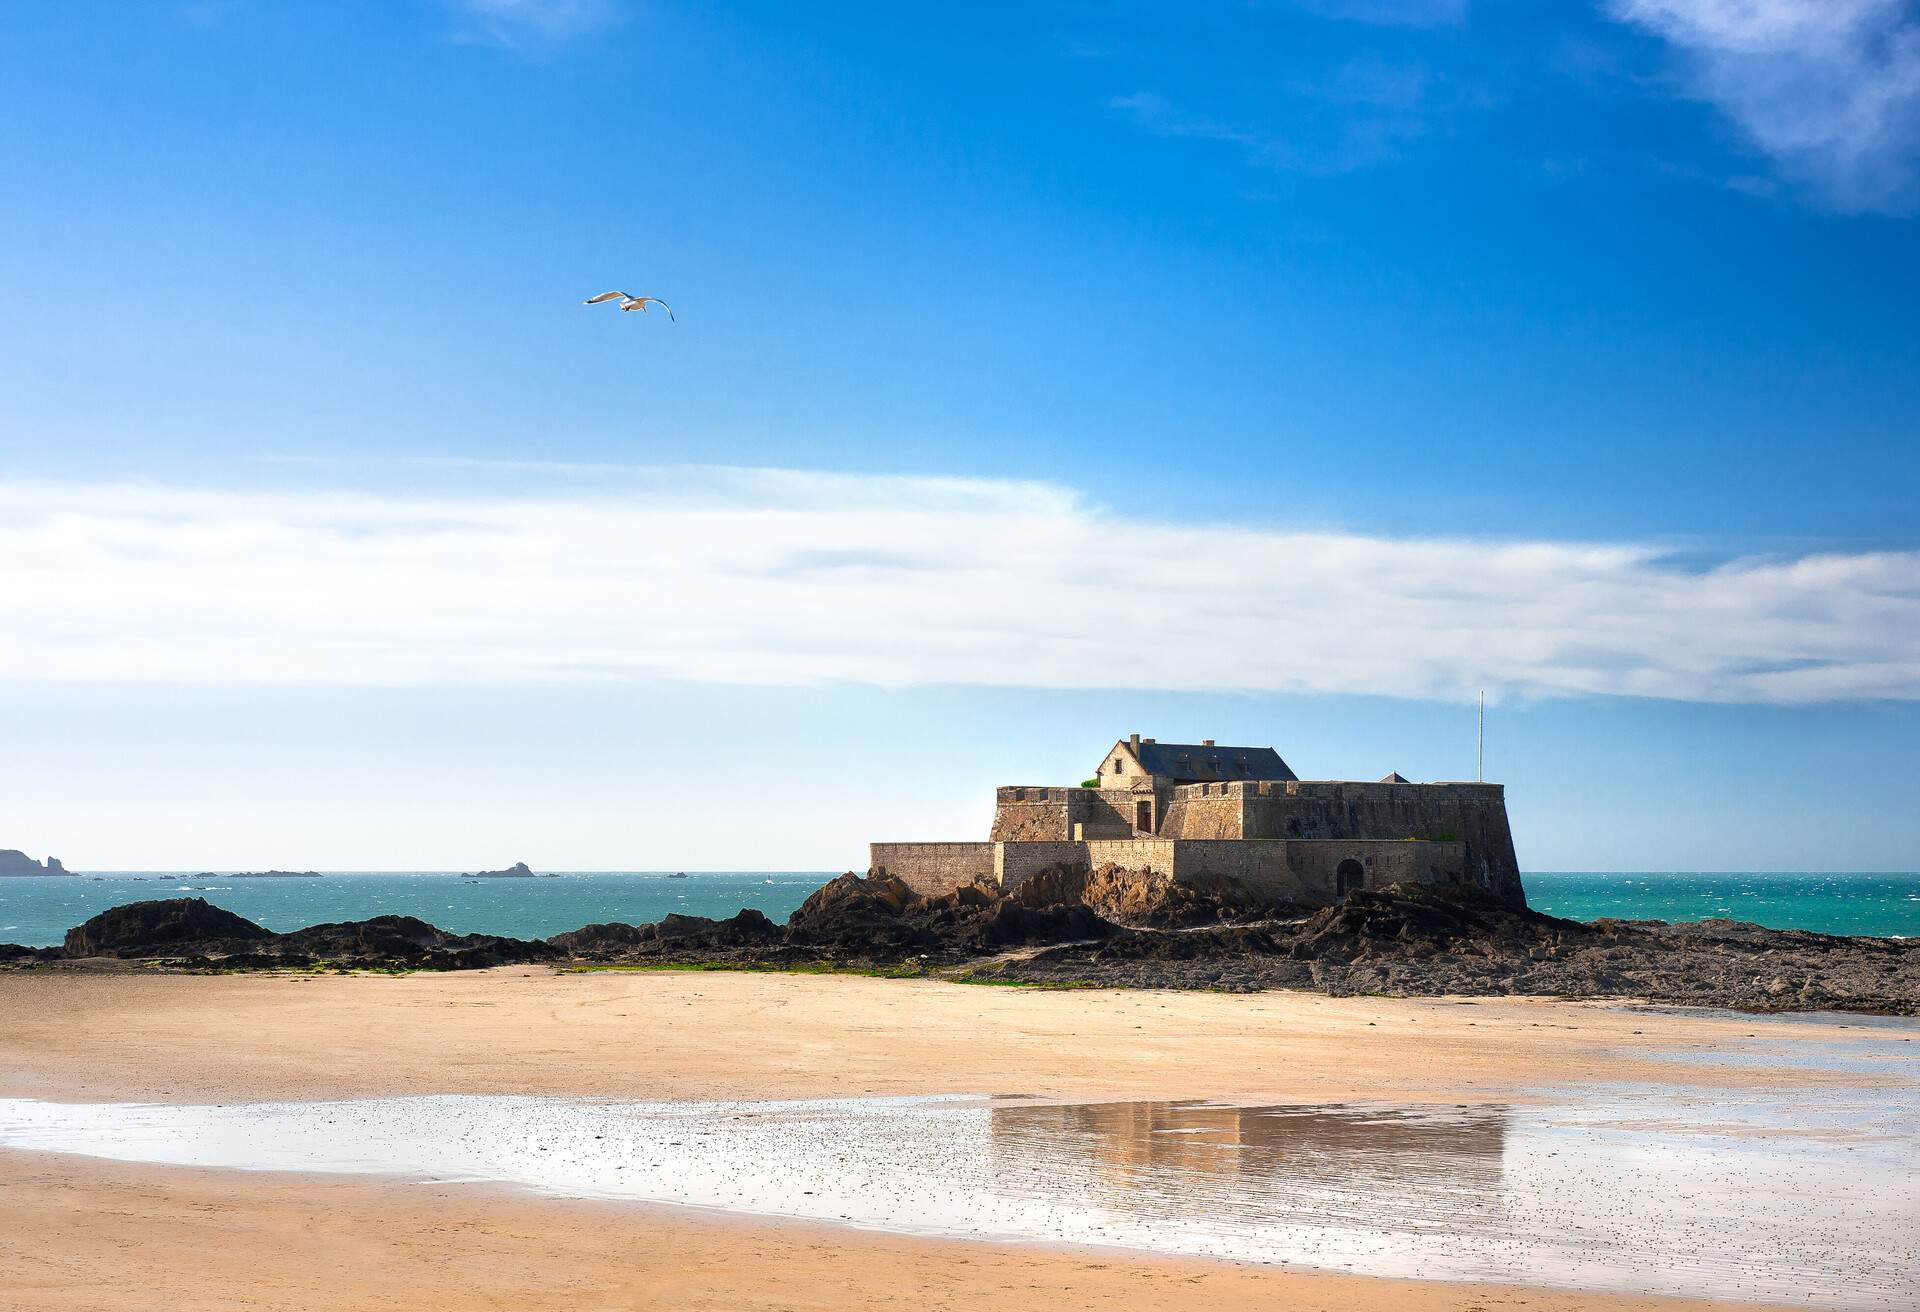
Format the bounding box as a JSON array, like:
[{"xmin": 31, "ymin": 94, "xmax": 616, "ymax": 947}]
[
  {"xmin": 1154, "ymin": 780, "xmax": 1521, "ymax": 905},
  {"xmin": 988, "ymin": 787, "xmax": 1074, "ymax": 842},
  {"xmin": 1156, "ymin": 789, "xmax": 1241, "ymax": 839},
  {"xmin": 867, "ymin": 842, "xmax": 995, "ymax": 895},
  {"xmin": 990, "ymin": 786, "xmax": 1137, "ymax": 842},
  {"xmin": 888, "ymin": 758, "xmax": 1523, "ymax": 908},
  {"xmin": 980, "ymin": 837, "xmax": 1470, "ymax": 904}
]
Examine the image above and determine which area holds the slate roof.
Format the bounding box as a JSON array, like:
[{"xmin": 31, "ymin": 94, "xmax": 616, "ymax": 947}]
[
  {"xmin": 1130, "ymin": 741, "xmax": 1298, "ymax": 783},
  {"xmin": 1379, "ymin": 771, "xmax": 1411, "ymax": 783}
]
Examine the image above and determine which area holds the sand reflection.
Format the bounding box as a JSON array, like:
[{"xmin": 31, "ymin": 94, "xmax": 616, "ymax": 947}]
[{"xmin": 991, "ymin": 1100, "xmax": 1508, "ymax": 1236}]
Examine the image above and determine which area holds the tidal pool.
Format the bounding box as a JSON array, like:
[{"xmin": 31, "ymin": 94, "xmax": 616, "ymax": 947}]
[{"xmin": 3, "ymin": 1071, "xmax": 1915, "ymax": 1309}]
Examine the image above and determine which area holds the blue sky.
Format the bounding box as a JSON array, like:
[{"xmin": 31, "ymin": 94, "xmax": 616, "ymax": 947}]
[{"xmin": 1, "ymin": 1, "xmax": 1916, "ymax": 870}]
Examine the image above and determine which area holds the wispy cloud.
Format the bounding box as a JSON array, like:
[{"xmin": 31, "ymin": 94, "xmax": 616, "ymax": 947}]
[
  {"xmin": 1107, "ymin": 92, "xmax": 1262, "ymax": 148},
  {"xmin": 1111, "ymin": 56, "xmax": 1485, "ymax": 174},
  {"xmin": 448, "ymin": 0, "xmax": 618, "ymax": 50},
  {"xmin": 1609, "ymin": 0, "xmax": 1920, "ymax": 214},
  {"xmin": 1293, "ymin": 0, "xmax": 1469, "ymax": 26},
  {"xmin": 2, "ymin": 469, "xmax": 1915, "ymax": 704}
]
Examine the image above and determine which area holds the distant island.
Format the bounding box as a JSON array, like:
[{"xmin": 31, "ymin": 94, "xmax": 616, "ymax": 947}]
[
  {"xmin": 467, "ymin": 862, "xmax": 536, "ymax": 878},
  {"xmin": 0, "ymin": 849, "xmax": 69, "ymax": 877},
  {"xmin": 219, "ymin": 871, "xmax": 324, "ymax": 880}
]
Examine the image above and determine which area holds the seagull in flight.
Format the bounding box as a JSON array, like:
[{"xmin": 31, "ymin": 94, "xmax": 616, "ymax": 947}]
[{"xmin": 584, "ymin": 291, "xmax": 675, "ymax": 321}]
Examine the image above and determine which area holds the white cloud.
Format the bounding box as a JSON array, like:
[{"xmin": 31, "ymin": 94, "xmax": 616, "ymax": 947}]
[
  {"xmin": 1610, "ymin": 0, "xmax": 1920, "ymax": 213},
  {"xmin": 0, "ymin": 468, "xmax": 1915, "ymax": 704},
  {"xmin": 449, "ymin": 0, "xmax": 618, "ymax": 49}
]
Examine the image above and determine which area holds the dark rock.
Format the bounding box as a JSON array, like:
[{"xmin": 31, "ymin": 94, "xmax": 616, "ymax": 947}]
[
  {"xmin": 988, "ymin": 881, "xmax": 1920, "ymax": 1014},
  {"xmin": 785, "ymin": 872, "xmax": 939, "ymax": 953},
  {"xmin": 549, "ymin": 909, "xmax": 784, "ymax": 962},
  {"xmin": 270, "ymin": 916, "xmax": 558, "ymax": 969},
  {"xmin": 779, "ymin": 872, "xmax": 1113, "ymax": 961},
  {"xmin": 64, "ymin": 898, "xmax": 273, "ymax": 957},
  {"xmin": 546, "ymin": 921, "xmax": 659, "ymax": 956},
  {"xmin": 54, "ymin": 898, "xmax": 553, "ymax": 970},
  {"xmin": 24, "ymin": 876, "xmax": 1919, "ymax": 1015}
]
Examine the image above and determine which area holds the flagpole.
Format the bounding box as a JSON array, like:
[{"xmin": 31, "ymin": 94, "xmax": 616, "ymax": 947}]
[{"xmin": 1477, "ymin": 690, "xmax": 1484, "ymax": 783}]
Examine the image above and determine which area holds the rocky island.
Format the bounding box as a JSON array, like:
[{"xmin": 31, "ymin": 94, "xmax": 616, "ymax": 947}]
[
  {"xmin": 466, "ymin": 862, "xmax": 536, "ymax": 878},
  {"xmin": 0, "ymin": 849, "xmax": 69, "ymax": 876}
]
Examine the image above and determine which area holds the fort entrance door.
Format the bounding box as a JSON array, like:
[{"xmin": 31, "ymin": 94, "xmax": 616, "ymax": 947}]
[
  {"xmin": 1336, "ymin": 858, "xmax": 1365, "ymax": 897},
  {"xmin": 1135, "ymin": 801, "xmax": 1153, "ymax": 834}
]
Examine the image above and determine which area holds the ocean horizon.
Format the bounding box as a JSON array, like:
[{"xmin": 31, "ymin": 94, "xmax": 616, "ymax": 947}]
[{"xmin": 3, "ymin": 870, "xmax": 1915, "ymax": 950}]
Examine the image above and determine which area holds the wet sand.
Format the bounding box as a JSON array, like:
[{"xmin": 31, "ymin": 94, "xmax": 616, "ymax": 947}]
[
  {"xmin": 1, "ymin": 1150, "xmax": 1798, "ymax": 1312},
  {"xmin": 1, "ymin": 968, "xmax": 1909, "ymax": 1311}
]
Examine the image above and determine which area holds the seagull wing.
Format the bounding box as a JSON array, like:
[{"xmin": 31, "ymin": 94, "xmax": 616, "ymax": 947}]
[
  {"xmin": 583, "ymin": 291, "xmax": 631, "ymax": 305},
  {"xmin": 629, "ymin": 296, "xmax": 674, "ymax": 321}
]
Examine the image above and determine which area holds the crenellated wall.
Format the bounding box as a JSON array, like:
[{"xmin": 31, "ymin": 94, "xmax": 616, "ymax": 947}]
[
  {"xmin": 990, "ymin": 786, "xmax": 1138, "ymax": 842},
  {"xmin": 988, "ymin": 786, "xmax": 1074, "ymax": 841}
]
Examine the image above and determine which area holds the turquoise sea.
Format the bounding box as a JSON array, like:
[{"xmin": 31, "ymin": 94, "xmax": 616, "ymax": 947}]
[
  {"xmin": 1522, "ymin": 871, "xmax": 1919, "ymax": 939},
  {"xmin": 1, "ymin": 870, "xmax": 1916, "ymax": 949}
]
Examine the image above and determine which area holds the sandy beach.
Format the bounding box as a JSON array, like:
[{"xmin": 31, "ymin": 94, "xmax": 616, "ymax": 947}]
[
  {"xmin": 0, "ymin": 967, "xmax": 1865, "ymax": 1105},
  {"xmin": 5, "ymin": 968, "xmax": 1908, "ymax": 1311}
]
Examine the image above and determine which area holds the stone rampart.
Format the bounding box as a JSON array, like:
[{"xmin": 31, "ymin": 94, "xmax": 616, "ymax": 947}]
[
  {"xmin": 995, "ymin": 841, "xmax": 1092, "ymax": 888},
  {"xmin": 1156, "ymin": 789, "xmax": 1242, "ymax": 839},
  {"xmin": 1161, "ymin": 780, "xmax": 1521, "ymax": 905},
  {"xmin": 988, "ymin": 786, "xmax": 1073, "ymax": 842},
  {"xmin": 868, "ymin": 842, "xmax": 994, "ymax": 895},
  {"xmin": 1081, "ymin": 839, "xmax": 1179, "ymax": 878},
  {"xmin": 991, "ymin": 786, "xmax": 1139, "ymax": 842},
  {"xmin": 888, "ymin": 777, "xmax": 1521, "ymax": 906},
  {"xmin": 976, "ymin": 837, "xmax": 1470, "ymax": 904}
]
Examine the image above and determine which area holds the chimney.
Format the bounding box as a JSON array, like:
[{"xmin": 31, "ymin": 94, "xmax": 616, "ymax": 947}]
[
  {"xmin": 1129, "ymin": 733, "xmax": 1140, "ymax": 748},
  {"xmin": 1202, "ymin": 739, "xmax": 1215, "ymax": 747}
]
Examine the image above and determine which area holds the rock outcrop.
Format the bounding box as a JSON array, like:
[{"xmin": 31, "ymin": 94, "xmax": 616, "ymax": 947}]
[
  {"xmin": 55, "ymin": 898, "xmax": 557, "ymax": 970},
  {"xmin": 9, "ymin": 876, "xmax": 1914, "ymax": 1015},
  {"xmin": 468, "ymin": 862, "xmax": 535, "ymax": 878},
  {"xmin": 551, "ymin": 909, "xmax": 783, "ymax": 959},
  {"xmin": 0, "ymin": 849, "xmax": 69, "ymax": 876},
  {"xmin": 65, "ymin": 898, "xmax": 272, "ymax": 957},
  {"xmin": 985, "ymin": 881, "xmax": 1920, "ymax": 1013},
  {"xmin": 784, "ymin": 872, "xmax": 1111, "ymax": 958}
]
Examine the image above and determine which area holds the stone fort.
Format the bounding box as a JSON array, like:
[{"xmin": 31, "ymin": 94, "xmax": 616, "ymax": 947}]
[{"xmin": 871, "ymin": 735, "xmax": 1524, "ymax": 908}]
